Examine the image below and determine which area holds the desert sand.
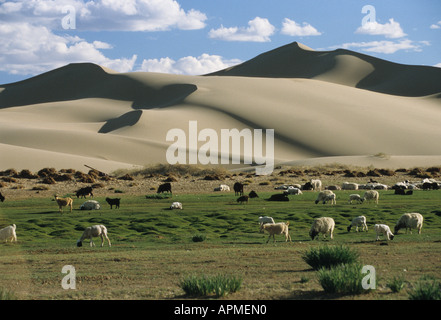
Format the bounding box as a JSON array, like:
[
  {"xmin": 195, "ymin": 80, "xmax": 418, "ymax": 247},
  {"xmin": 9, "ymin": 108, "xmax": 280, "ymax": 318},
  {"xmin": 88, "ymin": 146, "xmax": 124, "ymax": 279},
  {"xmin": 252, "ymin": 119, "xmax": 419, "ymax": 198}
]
[{"xmin": 1, "ymin": 42, "xmax": 441, "ymax": 173}]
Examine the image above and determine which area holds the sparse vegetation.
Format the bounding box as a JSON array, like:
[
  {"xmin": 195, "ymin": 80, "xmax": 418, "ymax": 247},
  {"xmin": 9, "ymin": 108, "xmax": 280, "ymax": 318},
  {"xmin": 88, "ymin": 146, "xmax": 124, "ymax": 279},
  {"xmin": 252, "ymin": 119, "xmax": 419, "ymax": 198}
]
[{"xmin": 408, "ymin": 278, "xmax": 441, "ymax": 300}]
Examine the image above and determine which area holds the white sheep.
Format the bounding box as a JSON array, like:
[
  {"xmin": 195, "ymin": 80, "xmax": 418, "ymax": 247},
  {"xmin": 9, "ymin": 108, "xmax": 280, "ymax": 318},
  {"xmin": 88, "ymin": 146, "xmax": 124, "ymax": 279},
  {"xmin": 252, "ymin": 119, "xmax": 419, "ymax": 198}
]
[
  {"xmin": 342, "ymin": 182, "xmax": 359, "ymax": 190},
  {"xmin": 258, "ymin": 216, "xmax": 275, "ymax": 233},
  {"xmin": 311, "ymin": 179, "xmax": 322, "ymax": 191},
  {"xmin": 214, "ymin": 184, "xmax": 230, "ymax": 192},
  {"xmin": 77, "ymin": 225, "xmax": 111, "ymax": 247},
  {"xmin": 315, "ymin": 190, "xmax": 336, "ymax": 205},
  {"xmin": 170, "ymin": 202, "xmax": 183, "ymax": 209},
  {"xmin": 347, "ymin": 216, "xmax": 368, "ymax": 232},
  {"xmin": 309, "ymin": 217, "xmax": 335, "ymax": 240},
  {"xmin": 284, "ymin": 186, "xmax": 303, "ymax": 195},
  {"xmin": 258, "ymin": 216, "xmax": 275, "ymax": 225},
  {"xmin": 0, "ymin": 224, "xmax": 17, "ymax": 243},
  {"xmin": 348, "ymin": 194, "xmax": 363, "ymax": 204},
  {"xmin": 80, "ymin": 200, "xmax": 101, "ymax": 210},
  {"xmin": 260, "ymin": 222, "xmax": 291, "ymax": 243},
  {"xmin": 374, "ymin": 224, "xmax": 394, "ymax": 241},
  {"xmin": 394, "ymin": 213, "xmax": 423, "ymax": 234},
  {"xmin": 54, "ymin": 195, "xmax": 73, "ymax": 213},
  {"xmin": 362, "ymin": 190, "xmax": 379, "ymax": 204}
]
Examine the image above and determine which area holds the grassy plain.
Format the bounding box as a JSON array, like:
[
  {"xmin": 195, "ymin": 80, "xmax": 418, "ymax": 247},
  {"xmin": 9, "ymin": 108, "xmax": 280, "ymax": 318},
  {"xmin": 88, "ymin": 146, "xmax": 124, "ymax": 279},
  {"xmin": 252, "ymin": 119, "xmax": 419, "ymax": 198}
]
[{"xmin": 1, "ymin": 180, "xmax": 441, "ymax": 300}]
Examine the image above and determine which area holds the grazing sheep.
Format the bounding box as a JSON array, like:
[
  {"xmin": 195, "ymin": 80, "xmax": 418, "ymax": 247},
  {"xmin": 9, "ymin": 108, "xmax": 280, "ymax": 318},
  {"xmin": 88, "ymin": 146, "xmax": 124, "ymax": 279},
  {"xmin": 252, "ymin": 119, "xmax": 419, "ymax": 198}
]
[
  {"xmin": 105, "ymin": 197, "xmax": 120, "ymax": 209},
  {"xmin": 310, "ymin": 179, "xmax": 322, "ymax": 191},
  {"xmin": 157, "ymin": 182, "xmax": 172, "ymax": 194},
  {"xmin": 54, "ymin": 195, "xmax": 73, "ymax": 213},
  {"xmin": 80, "ymin": 200, "xmax": 100, "ymax": 210},
  {"xmin": 362, "ymin": 190, "xmax": 379, "ymax": 204},
  {"xmin": 0, "ymin": 224, "xmax": 17, "ymax": 242},
  {"xmin": 347, "ymin": 216, "xmax": 368, "ymax": 232},
  {"xmin": 234, "ymin": 182, "xmax": 244, "ymax": 196},
  {"xmin": 258, "ymin": 216, "xmax": 275, "ymax": 226},
  {"xmin": 342, "ymin": 182, "xmax": 359, "ymax": 190},
  {"xmin": 348, "ymin": 194, "xmax": 363, "ymax": 204},
  {"xmin": 374, "ymin": 224, "xmax": 394, "ymax": 241},
  {"xmin": 315, "ymin": 190, "xmax": 336, "ymax": 205},
  {"xmin": 309, "ymin": 217, "xmax": 335, "ymax": 240},
  {"xmin": 248, "ymin": 190, "xmax": 259, "ymax": 198},
  {"xmin": 75, "ymin": 186, "xmax": 93, "ymax": 199},
  {"xmin": 0, "ymin": 192, "xmax": 5, "ymax": 202},
  {"xmin": 76, "ymin": 225, "xmax": 111, "ymax": 247},
  {"xmin": 394, "ymin": 213, "xmax": 424, "ymax": 234},
  {"xmin": 284, "ymin": 186, "xmax": 303, "ymax": 195},
  {"xmin": 170, "ymin": 202, "xmax": 183, "ymax": 209},
  {"xmin": 237, "ymin": 195, "xmax": 249, "ymax": 204},
  {"xmin": 326, "ymin": 185, "xmax": 341, "ymax": 191},
  {"xmin": 260, "ymin": 222, "xmax": 291, "ymax": 243},
  {"xmin": 214, "ymin": 184, "xmax": 230, "ymax": 192}
]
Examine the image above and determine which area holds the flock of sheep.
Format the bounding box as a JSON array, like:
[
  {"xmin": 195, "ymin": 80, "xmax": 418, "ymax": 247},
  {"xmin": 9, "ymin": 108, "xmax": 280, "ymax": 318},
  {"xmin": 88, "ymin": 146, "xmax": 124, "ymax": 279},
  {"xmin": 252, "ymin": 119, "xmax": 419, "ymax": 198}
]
[
  {"xmin": 256, "ymin": 212, "xmax": 424, "ymax": 244},
  {"xmin": 0, "ymin": 176, "xmax": 432, "ymax": 246}
]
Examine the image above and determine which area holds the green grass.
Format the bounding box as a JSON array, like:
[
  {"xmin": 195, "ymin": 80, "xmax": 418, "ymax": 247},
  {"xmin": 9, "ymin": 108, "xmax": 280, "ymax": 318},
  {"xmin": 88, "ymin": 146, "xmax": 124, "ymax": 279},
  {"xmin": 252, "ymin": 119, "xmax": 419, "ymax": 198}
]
[{"xmin": 1, "ymin": 188, "xmax": 441, "ymax": 299}]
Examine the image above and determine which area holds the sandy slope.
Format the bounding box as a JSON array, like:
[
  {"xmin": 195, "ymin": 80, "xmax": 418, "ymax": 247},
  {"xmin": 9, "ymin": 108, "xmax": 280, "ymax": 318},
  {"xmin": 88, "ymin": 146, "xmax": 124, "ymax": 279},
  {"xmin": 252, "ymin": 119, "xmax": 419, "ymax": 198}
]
[{"xmin": 1, "ymin": 42, "xmax": 441, "ymax": 173}]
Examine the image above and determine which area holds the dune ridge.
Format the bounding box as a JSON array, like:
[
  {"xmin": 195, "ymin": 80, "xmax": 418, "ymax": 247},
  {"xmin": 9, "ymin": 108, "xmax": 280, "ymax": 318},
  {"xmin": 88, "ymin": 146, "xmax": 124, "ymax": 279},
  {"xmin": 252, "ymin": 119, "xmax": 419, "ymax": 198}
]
[
  {"xmin": 208, "ymin": 42, "xmax": 441, "ymax": 97},
  {"xmin": 1, "ymin": 42, "xmax": 441, "ymax": 172}
]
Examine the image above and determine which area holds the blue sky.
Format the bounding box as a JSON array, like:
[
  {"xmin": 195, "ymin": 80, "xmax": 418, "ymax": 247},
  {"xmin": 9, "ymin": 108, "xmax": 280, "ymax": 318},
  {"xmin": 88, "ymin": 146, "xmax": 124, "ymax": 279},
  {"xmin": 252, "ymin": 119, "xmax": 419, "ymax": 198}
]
[{"xmin": 0, "ymin": 0, "xmax": 440, "ymax": 85}]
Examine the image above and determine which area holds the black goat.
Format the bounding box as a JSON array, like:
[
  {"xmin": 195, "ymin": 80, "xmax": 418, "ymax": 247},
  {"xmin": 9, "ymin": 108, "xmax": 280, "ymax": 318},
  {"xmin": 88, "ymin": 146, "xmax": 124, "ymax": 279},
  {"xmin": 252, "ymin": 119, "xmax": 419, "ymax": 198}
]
[
  {"xmin": 76, "ymin": 186, "xmax": 94, "ymax": 198},
  {"xmin": 157, "ymin": 183, "xmax": 172, "ymax": 194},
  {"xmin": 233, "ymin": 182, "xmax": 244, "ymax": 196},
  {"xmin": 105, "ymin": 197, "xmax": 120, "ymax": 209}
]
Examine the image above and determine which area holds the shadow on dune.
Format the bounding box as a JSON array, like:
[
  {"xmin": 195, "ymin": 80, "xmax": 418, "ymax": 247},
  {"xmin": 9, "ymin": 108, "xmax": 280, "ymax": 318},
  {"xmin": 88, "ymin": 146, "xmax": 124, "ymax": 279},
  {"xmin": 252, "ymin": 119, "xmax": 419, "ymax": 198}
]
[{"xmin": 0, "ymin": 63, "xmax": 198, "ymax": 110}]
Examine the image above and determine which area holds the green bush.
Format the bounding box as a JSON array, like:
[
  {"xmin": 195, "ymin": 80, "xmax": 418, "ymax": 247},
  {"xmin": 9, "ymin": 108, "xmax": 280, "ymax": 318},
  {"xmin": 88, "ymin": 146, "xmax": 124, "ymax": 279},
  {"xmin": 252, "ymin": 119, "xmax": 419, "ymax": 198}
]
[
  {"xmin": 317, "ymin": 263, "xmax": 365, "ymax": 295},
  {"xmin": 302, "ymin": 245, "xmax": 360, "ymax": 270},
  {"xmin": 179, "ymin": 274, "xmax": 243, "ymax": 298},
  {"xmin": 408, "ymin": 279, "xmax": 441, "ymax": 300}
]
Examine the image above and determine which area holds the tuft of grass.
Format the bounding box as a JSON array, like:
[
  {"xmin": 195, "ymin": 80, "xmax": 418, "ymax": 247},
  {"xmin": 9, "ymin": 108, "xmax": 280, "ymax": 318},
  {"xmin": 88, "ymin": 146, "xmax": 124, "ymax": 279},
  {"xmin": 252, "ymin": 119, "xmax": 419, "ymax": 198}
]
[
  {"xmin": 179, "ymin": 273, "xmax": 243, "ymax": 298},
  {"xmin": 0, "ymin": 288, "xmax": 16, "ymax": 300},
  {"xmin": 387, "ymin": 275, "xmax": 406, "ymax": 293},
  {"xmin": 302, "ymin": 245, "xmax": 360, "ymax": 270},
  {"xmin": 317, "ymin": 263, "xmax": 366, "ymax": 295},
  {"xmin": 408, "ymin": 279, "xmax": 441, "ymax": 300}
]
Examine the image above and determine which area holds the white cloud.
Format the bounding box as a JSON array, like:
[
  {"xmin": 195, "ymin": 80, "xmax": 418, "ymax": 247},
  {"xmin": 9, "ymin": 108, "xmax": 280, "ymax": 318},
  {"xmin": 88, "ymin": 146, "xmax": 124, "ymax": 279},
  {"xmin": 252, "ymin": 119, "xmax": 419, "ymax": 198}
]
[
  {"xmin": 0, "ymin": 0, "xmax": 207, "ymax": 31},
  {"xmin": 338, "ymin": 39, "xmax": 428, "ymax": 54},
  {"xmin": 355, "ymin": 18, "xmax": 406, "ymax": 39},
  {"xmin": 0, "ymin": 21, "xmax": 137, "ymax": 75},
  {"xmin": 208, "ymin": 17, "xmax": 275, "ymax": 42},
  {"xmin": 435, "ymin": 63, "xmax": 441, "ymax": 68},
  {"xmin": 430, "ymin": 21, "xmax": 441, "ymax": 29},
  {"xmin": 140, "ymin": 54, "xmax": 241, "ymax": 75},
  {"xmin": 281, "ymin": 18, "xmax": 321, "ymax": 36}
]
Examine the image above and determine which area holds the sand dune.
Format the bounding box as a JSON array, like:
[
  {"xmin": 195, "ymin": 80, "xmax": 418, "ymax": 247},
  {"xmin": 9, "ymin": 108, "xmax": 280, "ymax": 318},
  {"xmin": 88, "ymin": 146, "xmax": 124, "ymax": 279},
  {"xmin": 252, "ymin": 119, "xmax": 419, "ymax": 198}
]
[{"xmin": 1, "ymin": 42, "xmax": 441, "ymax": 173}]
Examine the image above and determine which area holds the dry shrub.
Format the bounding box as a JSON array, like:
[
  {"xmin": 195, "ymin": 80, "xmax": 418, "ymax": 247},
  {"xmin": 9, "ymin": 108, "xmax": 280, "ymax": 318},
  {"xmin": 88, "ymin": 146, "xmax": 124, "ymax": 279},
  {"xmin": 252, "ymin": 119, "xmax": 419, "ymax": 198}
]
[{"xmin": 15, "ymin": 169, "xmax": 38, "ymax": 179}]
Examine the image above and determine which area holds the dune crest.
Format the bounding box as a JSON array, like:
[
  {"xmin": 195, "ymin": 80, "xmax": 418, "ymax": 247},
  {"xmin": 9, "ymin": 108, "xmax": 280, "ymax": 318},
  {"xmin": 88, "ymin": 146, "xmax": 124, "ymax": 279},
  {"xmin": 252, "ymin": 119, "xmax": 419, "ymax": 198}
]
[{"xmin": 208, "ymin": 42, "xmax": 441, "ymax": 97}]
